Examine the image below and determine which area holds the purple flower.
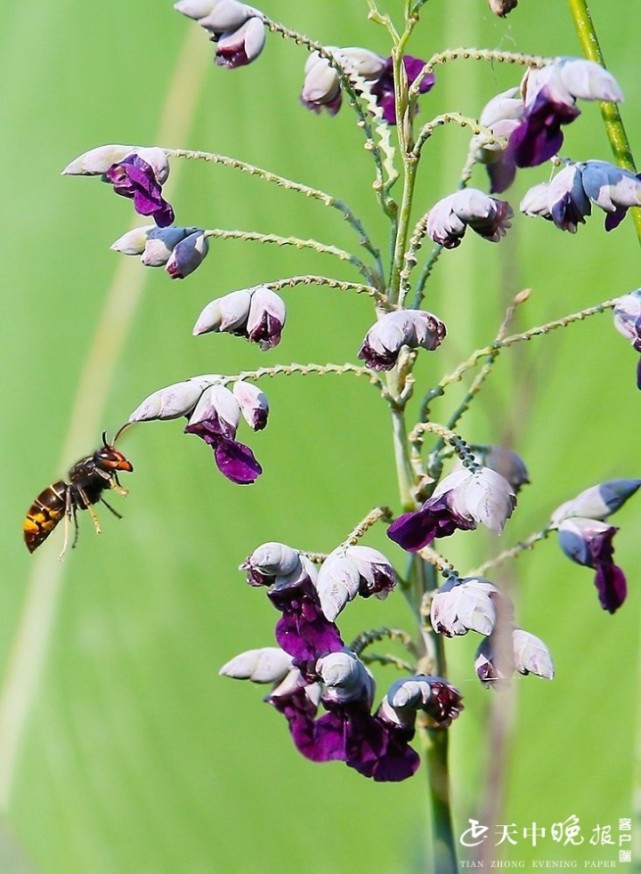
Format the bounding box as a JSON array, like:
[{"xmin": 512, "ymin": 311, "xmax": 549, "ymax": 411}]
[
  {"xmin": 213, "ymin": 17, "xmax": 266, "ymax": 69},
  {"xmin": 508, "ymin": 58, "xmax": 622, "ymax": 168},
  {"xmin": 551, "ymin": 478, "xmax": 641, "ymax": 524},
  {"xmin": 472, "ymin": 88, "xmax": 524, "ymax": 194},
  {"xmin": 268, "ymin": 576, "xmax": 344, "ymax": 663},
  {"xmin": 185, "ymin": 383, "xmax": 262, "ymax": 484},
  {"xmin": 427, "ymin": 189, "xmax": 513, "ymax": 248},
  {"xmin": 240, "ymin": 541, "xmax": 310, "ymax": 588},
  {"xmin": 430, "ymin": 576, "xmax": 511, "ymax": 638},
  {"xmin": 370, "ymin": 55, "xmax": 435, "ymax": 125},
  {"xmin": 358, "ymin": 309, "xmax": 446, "ymax": 371},
  {"xmin": 104, "ymin": 154, "xmax": 175, "ymax": 227},
  {"xmin": 558, "ymin": 517, "xmax": 627, "ymax": 613},
  {"xmin": 520, "ymin": 164, "xmax": 590, "ymax": 232},
  {"xmin": 475, "ymin": 628, "xmax": 554, "ymax": 687},
  {"xmin": 193, "ymin": 285, "xmax": 286, "ymax": 350},
  {"xmin": 300, "ymin": 48, "xmax": 434, "ymax": 125},
  {"xmin": 580, "ymin": 160, "xmax": 641, "ymax": 231},
  {"xmin": 388, "ymin": 467, "xmax": 516, "ymax": 552},
  {"xmin": 377, "ymin": 675, "xmax": 464, "ymax": 731}
]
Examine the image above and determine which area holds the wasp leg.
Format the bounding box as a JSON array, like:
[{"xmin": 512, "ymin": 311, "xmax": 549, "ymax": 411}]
[
  {"xmin": 59, "ymin": 490, "xmax": 74, "ymax": 560},
  {"xmin": 77, "ymin": 486, "xmax": 103, "ymax": 536},
  {"xmin": 100, "ymin": 496, "xmax": 123, "ymax": 519},
  {"xmin": 110, "ymin": 474, "xmax": 128, "ymax": 497},
  {"xmin": 71, "ymin": 505, "xmax": 80, "ymax": 549}
]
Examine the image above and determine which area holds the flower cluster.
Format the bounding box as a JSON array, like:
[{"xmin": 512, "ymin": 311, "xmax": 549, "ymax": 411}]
[
  {"xmin": 220, "ymin": 542, "xmax": 463, "ymax": 781},
  {"xmin": 552, "ymin": 479, "xmax": 641, "ymax": 613},
  {"xmin": 426, "ymin": 190, "xmax": 513, "ymax": 249},
  {"xmin": 128, "ymin": 376, "xmax": 268, "ymax": 484},
  {"xmin": 358, "ymin": 309, "xmax": 446, "ymax": 371},
  {"xmin": 430, "ymin": 575, "xmax": 554, "ymax": 686},
  {"xmin": 64, "ymin": 145, "xmax": 175, "ymax": 227},
  {"xmin": 112, "ymin": 225, "xmax": 209, "ymax": 279},
  {"xmin": 388, "ymin": 466, "xmax": 516, "ymax": 552},
  {"xmin": 193, "ymin": 285, "xmax": 287, "ymax": 350},
  {"xmin": 300, "ymin": 47, "xmax": 435, "ymax": 125},
  {"xmin": 521, "ymin": 160, "xmax": 641, "ymax": 233},
  {"xmin": 175, "ymin": 0, "xmax": 267, "ymax": 68}
]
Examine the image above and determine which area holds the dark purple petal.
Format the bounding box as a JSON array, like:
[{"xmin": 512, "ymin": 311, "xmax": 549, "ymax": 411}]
[
  {"xmin": 344, "ymin": 711, "xmax": 420, "ymax": 782},
  {"xmin": 247, "ymin": 312, "xmax": 284, "ymax": 350},
  {"xmin": 267, "ymin": 685, "xmax": 333, "ymax": 761},
  {"xmin": 105, "ymin": 155, "xmax": 175, "ymax": 227},
  {"xmin": 507, "ymin": 91, "xmax": 580, "ymax": 168},
  {"xmin": 371, "ymin": 55, "xmax": 434, "ymax": 125},
  {"xmin": 636, "ymin": 357, "xmax": 641, "ymax": 390},
  {"xmin": 594, "ymin": 562, "xmax": 627, "ymax": 614},
  {"xmin": 604, "ymin": 207, "xmax": 627, "ymax": 232},
  {"xmin": 269, "ymin": 578, "xmax": 343, "ymax": 661},
  {"xmin": 185, "ymin": 416, "xmax": 235, "ymax": 442},
  {"xmin": 387, "ymin": 497, "xmax": 475, "ymax": 552},
  {"xmin": 357, "ymin": 340, "xmax": 398, "ymax": 371},
  {"xmin": 487, "ymin": 155, "xmax": 518, "ymax": 195},
  {"xmin": 213, "ymin": 437, "xmax": 262, "ymax": 484}
]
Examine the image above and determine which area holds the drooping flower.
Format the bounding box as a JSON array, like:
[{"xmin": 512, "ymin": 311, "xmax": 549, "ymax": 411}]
[
  {"xmin": 212, "ymin": 17, "xmax": 266, "ymax": 69},
  {"xmin": 465, "ymin": 444, "xmax": 530, "ymax": 492},
  {"xmin": 63, "ymin": 145, "xmax": 169, "ymax": 180},
  {"xmin": 507, "ymin": 57, "xmax": 623, "ymax": 168},
  {"xmin": 165, "ymin": 231, "xmax": 209, "ymax": 278},
  {"xmin": 299, "ymin": 47, "xmax": 434, "ymax": 124},
  {"xmin": 193, "ymin": 285, "xmax": 286, "ymax": 350},
  {"xmin": 475, "ymin": 628, "xmax": 554, "ymax": 686},
  {"xmin": 471, "ymin": 88, "xmax": 524, "ymax": 193},
  {"xmin": 388, "ymin": 467, "xmax": 516, "ymax": 552},
  {"xmin": 104, "ymin": 154, "xmax": 174, "ymax": 227},
  {"xmin": 185, "ymin": 384, "xmax": 262, "ymax": 484},
  {"xmin": 316, "ymin": 545, "xmax": 397, "ymax": 622},
  {"xmin": 219, "ymin": 646, "xmax": 293, "ymax": 683},
  {"xmin": 357, "ymin": 309, "xmax": 446, "ymax": 371},
  {"xmin": 240, "ymin": 542, "xmax": 314, "ymax": 589},
  {"xmin": 377, "ymin": 675, "xmax": 464, "ymax": 731},
  {"xmin": 557, "ymin": 517, "xmax": 627, "ymax": 613},
  {"xmin": 176, "ymin": 0, "xmax": 267, "ymax": 68},
  {"xmin": 551, "ymin": 478, "xmax": 641, "ymax": 525},
  {"xmin": 430, "ymin": 576, "xmax": 511, "ymax": 638},
  {"xmin": 426, "ymin": 189, "xmax": 513, "ymax": 248}
]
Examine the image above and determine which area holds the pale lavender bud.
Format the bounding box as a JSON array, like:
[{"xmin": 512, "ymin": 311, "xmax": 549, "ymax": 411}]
[
  {"xmin": 214, "ymin": 17, "xmax": 266, "ymax": 69},
  {"xmin": 378, "ymin": 675, "xmax": 463, "ymax": 730},
  {"xmin": 166, "ymin": 231, "xmax": 209, "ymax": 279},
  {"xmin": 174, "ymin": 0, "xmax": 218, "ymax": 20},
  {"xmin": 242, "ymin": 542, "xmax": 302, "ymax": 580},
  {"xmin": 193, "ymin": 289, "xmax": 253, "ymax": 336},
  {"xmin": 475, "ymin": 635, "xmax": 513, "ymax": 687},
  {"xmin": 317, "ymin": 650, "xmax": 375, "ymax": 708},
  {"xmin": 551, "ymin": 479, "xmax": 641, "ymax": 525},
  {"xmin": 346, "ymin": 546, "xmax": 397, "ymax": 600},
  {"xmin": 556, "ymin": 57, "xmax": 623, "ymax": 103},
  {"xmin": 427, "ymin": 189, "xmax": 513, "ymax": 248},
  {"xmin": 199, "ymin": 0, "xmax": 254, "ymax": 32},
  {"xmin": 358, "ymin": 309, "xmax": 446, "ymax": 371},
  {"xmin": 316, "ymin": 551, "xmax": 361, "ymax": 622},
  {"xmin": 128, "ymin": 379, "xmax": 207, "ymax": 422},
  {"xmin": 110, "ymin": 225, "xmax": 155, "ymax": 256},
  {"xmin": 188, "ymin": 384, "xmax": 240, "ymax": 436},
  {"xmin": 300, "ymin": 50, "xmax": 342, "ymax": 115},
  {"xmin": 232, "ymin": 381, "xmax": 269, "ymax": 430},
  {"xmin": 449, "ymin": 467, "xmax": 516, "ymax": 534},
  {"xmin": 519, "ymin": 182, "xmax": 553, "ymax": 221},
  {"xmin": 63, "ymin": 144, "xmax": 136, "ymax": 175},
  {"xmin": 431, "ymin": 576, "xmax": 507, "ymax": 637},
  {"xmin": 580, "ymin": 161, "xmax": 641, "ymax": 220},
  {"xmin": 219, "ymin": 647, "xmax": 293, "ymax": 683},
  {"xmin": 246, "ymin": 286, "xmax": 287, "ymax": 350},
  {"xmin": 140, "ymin": 227, "xmax": 200, "ymax": 266},
  {"xmin": 512, "ymin": 629, "xmax": 554, "ymax": 679}
]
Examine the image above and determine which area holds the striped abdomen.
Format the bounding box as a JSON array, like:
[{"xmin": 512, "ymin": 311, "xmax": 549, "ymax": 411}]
[{"xmin": 23, "ymin": 480, "xmax": 68, "ymax": 553}]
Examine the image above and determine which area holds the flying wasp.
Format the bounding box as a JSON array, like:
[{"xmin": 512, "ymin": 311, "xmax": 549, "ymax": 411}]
[{"xmin": 23, "ymin": 432, "xmax": 134, "ymax": 556}]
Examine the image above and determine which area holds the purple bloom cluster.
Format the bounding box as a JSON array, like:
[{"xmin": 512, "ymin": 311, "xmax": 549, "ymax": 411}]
[
  {"xmin": 300, "ymin": 47, "xmax": 434, "ymax": 125},
  {"xmin": 128, "ymin": 377, "xmax": 268, "ymax": 485},
  {"xmin": 112, "ymin": 225, "xmax": 208, "ymax": 279},
  {"xmin": 175, "ymin": 0, "xmax": 266, "ymax": 69},
  {"xmin": 426, "ymin": 190, "xmax": 513, "ymax": 249},
  {"xmin": 521, "ymin": 161, "xmax": 641, "ymax": 233},
  {"xmin": 193, "ymin": 285, "xmax": 287, "ymax": 350},
  {"xmin": 358, "ymin": 309, "xmax": 446, "ymax": 371},
  {"xmin": 220, "ymin": 542, "xmax": 463, "ymax": 780},
  {"xmin": 552, "ymin": 480, "xmax": 641, "ymax": 612}
]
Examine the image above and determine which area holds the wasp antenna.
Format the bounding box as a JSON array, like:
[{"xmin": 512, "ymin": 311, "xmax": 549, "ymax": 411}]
[
  {"xmin": 113, "ymin": 421, "xmax": 132, "ymax": 446},
  {"xmin": 101, "ymin": 430, "xmax": 109, "ymax": 448}
]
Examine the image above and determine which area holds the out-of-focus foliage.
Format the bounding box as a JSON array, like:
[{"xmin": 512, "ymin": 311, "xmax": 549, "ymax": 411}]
[{"xmin": 1, "ymin": 1, "xmax": 640, "ymax": 871}]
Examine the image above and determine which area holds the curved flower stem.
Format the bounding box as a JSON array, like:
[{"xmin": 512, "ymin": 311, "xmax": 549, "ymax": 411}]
[
  {"xmin": 408, "ymin": 48, "xmax": 548, "ymax": 102},
  {"xmin": 231, "ymin": 361, "xmax": 387, "ymax": 393},
  {"xmin": 412, "ymin": 112, "xmax": 504, "ymax": 161},
  {"xmin": 165, "ymin": 147, "xmax": 384, "ymax": 272},
  {"xmin": 202, "ymin": 229, "xmax": 376, "ymax": 284},
  {"xmin": 342, "ymin": 506, "xmax": 394, "ymax": 546},
  {"xmin": 566, "ymin": 0, "xmax": 641, "ymax": 244},
  {"xmin": 351, "ymin": 625, "xmax": 418, "ymax": 657},
  {"xmin": 467, "ymin": 526, "xmax": 554, "ymax": 577},
  {"xmin": 418, "ymin": 296, "xmax": 620, "ymax": 422},
  {"xmin": 266, "ymin": 275, "xmax": 389, "ymax": 306}
]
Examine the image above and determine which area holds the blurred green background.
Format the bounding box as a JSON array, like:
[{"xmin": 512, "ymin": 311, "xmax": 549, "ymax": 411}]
[{"xmin": 1, "ymin": 1, "xmax": 640, "ymax": 871}]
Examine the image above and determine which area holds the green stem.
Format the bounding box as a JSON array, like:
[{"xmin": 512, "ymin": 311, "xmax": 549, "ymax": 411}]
[{"xmin": 566, "ymin": 0, "xmax": 641, "ymax": 244}]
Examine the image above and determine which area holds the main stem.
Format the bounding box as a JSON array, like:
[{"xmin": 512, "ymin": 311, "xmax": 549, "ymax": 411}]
[{"xmin": 388, "ymin": 369, "xmax": 457, "ymax": 871}]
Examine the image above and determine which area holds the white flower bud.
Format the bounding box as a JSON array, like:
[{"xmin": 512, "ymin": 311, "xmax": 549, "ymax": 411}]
[
  {"xmin": 110, "ymin": 225, "xmax": 155, "ymax": 255},
  {"xmin": 128, "ymin": 380, "xmax": 206, "ymax": 422},
  {"xmin": 219, "ymin": 647, "xmax": 293, "ymax": 683},
  {"xmin": 187, "ymin": 383, "xmax": 240, "ymax": 435},
  {"xmin": 62, "ymin": 144, "xmax": 135, "ymax": 175},
  {"xmin": 174, "ymin": 0, "xmax": 218, "ymax": 19},
  {"xmin": 431, "ymin": 577, "xmax": 504, "ymax": 637},
  {"xmin": 512, "ymin": 629, "xmax": 554, "ymax": 679},
  {"xmin": 193, "ymin": 289, "xmax": 253, "ymax": 336},
  {"xmin": 233, "ymin": 381, "xmax": 269, "ymax": 430},
  {"xmin": 317, "ymin": 650, "xmax": 375, "ymax": 708},
  {"xmin": 316, "ymin": 550, "xmax": 361, "ymax": 622}
]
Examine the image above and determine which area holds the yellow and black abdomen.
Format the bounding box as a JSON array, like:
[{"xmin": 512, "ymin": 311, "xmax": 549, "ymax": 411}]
[{"xmin": 23, "ymin": 480, "xmax": 68, "ymax": 553}]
